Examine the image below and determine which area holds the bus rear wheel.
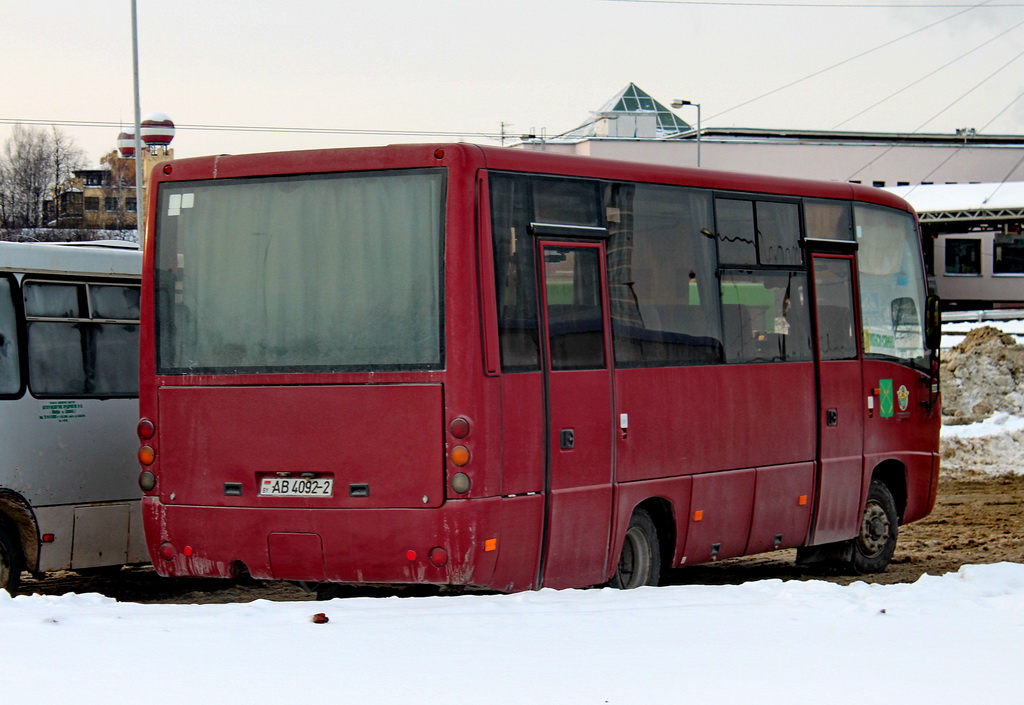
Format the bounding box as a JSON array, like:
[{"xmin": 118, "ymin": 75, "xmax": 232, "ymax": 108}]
[
  {"xmin": 610, "ymin": 509, "xmax": 661, "ymax": 589},
  {"xmin": 0, "ymin": 522, "xmax": 24, "ymax": 595},
  {"xmin": 850, "ymin": 479, "xmax": 899, "ymax": 574}
]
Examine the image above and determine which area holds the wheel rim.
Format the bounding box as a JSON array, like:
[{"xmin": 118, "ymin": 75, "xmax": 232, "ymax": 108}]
[
  {"xmin": 857, "ymin": 499, "xmax": 891, "ymax": 558},
  {"xmin": 617, "ymin": 526, "xmax": 652, "ymax": 589}
]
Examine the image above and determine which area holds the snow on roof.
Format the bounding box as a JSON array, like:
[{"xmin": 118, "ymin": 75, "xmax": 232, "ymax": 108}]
[{"xmin": 885, "ymin": 182, "xmax": 1024, "ymax": 214}]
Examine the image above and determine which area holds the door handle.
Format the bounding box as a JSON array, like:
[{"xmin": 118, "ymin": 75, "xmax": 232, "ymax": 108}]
[{"xmin": 560, "ymin": 429, "xmax": 575, "ymax": 450}]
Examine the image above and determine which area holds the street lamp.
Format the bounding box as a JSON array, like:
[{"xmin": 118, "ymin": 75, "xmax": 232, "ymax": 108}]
[
  {"xmin": 131, "ymin": 0, "xmax": 144, "ymax": 241},
  {"xmin": 671, "ymin": 99, "xmax": 701, "ymax": 167}
]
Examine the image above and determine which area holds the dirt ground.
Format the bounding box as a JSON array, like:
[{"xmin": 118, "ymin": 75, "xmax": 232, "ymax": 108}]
[{"xmin": 18, "ymin": 473, "xmax": 1024, "ymax": 603}]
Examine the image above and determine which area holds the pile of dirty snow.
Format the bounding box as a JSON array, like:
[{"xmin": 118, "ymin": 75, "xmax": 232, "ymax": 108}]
[{"xmin": 941, "ymin": 325, "xmax": 1024, "ymax": 477}]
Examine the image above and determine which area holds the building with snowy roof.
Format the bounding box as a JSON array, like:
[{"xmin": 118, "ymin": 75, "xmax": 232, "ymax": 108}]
[
  {"xmin": 886, "ymin": 182, "xmax": 1024, "ymax": 310},
  {"xmin": 515, "ymin": 83, "xmax": 1024, "ymax": 190}
]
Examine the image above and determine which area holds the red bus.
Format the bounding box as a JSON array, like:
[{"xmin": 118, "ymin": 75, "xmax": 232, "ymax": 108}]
[{"xmin": 137, "ymin": 144, "xmax": 941, "ymax": 592}]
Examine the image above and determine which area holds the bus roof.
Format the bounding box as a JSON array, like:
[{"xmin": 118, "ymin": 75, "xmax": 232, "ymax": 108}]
[
  {"xmin": 0, "ymin": 240, "xmax": 141, "ymax": 278},
  {"xmin": 155, "ymin": 142, "xmax": 916, "ymax": 215}
]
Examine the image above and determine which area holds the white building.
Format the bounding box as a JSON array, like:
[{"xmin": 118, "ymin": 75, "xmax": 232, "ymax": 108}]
[
  {"xmin": 887, "ymin": 183, "xmax": 1024, "ymax": 310},
  {"xmin": 516, "ymin": 83, "xmax": 1024, "ymax": 189}
]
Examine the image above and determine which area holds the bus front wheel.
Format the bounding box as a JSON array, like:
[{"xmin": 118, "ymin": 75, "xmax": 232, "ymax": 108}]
[
  {"xmin": 0, "ymin": 522, "xmax": 23, "ymax": 595},
  {"xmin": 851, "ymin": 480, "xmax": 899, "ymax": 574},
  {"xmin": 610, "ymin": 509, "xmax": 661, "ymax": 589}
]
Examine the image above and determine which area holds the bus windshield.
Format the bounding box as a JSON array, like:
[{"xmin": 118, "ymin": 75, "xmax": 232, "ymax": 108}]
[
  {"xmin": 155, "ymin": 169, "xmax": 445, "ymax": 374},
  {"xmin": 854, "ymin": 204, "xmax": 929, "ymax": 371}
]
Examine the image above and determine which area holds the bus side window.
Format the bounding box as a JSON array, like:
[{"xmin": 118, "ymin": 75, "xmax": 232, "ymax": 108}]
[
  {"xmin": 490, "ymin": 174, "xmax": 541, "ymax": 372},
  {"xmin": 715, "ymin": 199, "xmax": 757, "ymax": 266},
  {"xmin": 608, "ymin": 183, "xmax": 723, "ymax": 367},
  {"xmin": 721, "ymin": 270, "xmax": 812, "ymax": 363},
  {"xmin": 24, "ymin": 281, "xmax": 139, "ymax": 397},
  {"xmin": 0, "ymin": 277, "xmax": 21, "ymax": 395}
]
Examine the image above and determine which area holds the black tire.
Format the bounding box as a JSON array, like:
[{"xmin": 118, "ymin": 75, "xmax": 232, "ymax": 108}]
[
  {"xmin": 0, "ymin": 522, "xmax": 24, "ymax": 595},
  {"xmin": 850, "ymin": 479, "xmax": 899, "ymax": 574},
  {"xmin": 610, "ymin": 508, "xmax": 661, "ymax": 589}
]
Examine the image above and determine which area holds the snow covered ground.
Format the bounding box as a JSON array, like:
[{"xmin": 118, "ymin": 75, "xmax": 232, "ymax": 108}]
[
  {"xmin": 4, "ymin": 318, "xmax": 1023, "ymax": 705},
  {"xmin": 940, "ymin": 317, "xmax": 1024, "ymax": 477},
  {"xmin": 4, "ymin": 563, "xmax": 1024, "ymax": 704}
]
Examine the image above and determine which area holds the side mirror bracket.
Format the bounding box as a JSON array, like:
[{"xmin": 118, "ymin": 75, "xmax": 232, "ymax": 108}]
[{"xmin": 924, "ymin": 294, "xmax": 942, "ymax": 352}]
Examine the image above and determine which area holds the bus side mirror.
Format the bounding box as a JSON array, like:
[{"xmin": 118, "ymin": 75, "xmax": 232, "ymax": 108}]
[{"xmin": 924, "ymin": 294, "xmax": 942, "ymax": 351}]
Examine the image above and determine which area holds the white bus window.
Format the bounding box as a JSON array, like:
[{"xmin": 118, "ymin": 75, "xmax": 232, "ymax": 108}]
[
  {"xmin": 24, "ymin": 280, "xmax": 140, "ymax": 397},
  {"xmin": 0, "ymin": 277, "xmax": 21, "ymax": 395},
  {"xmin": 25, "ymin": 282, "xmax": 80, "ymax": 318},
  {"xmin": 91, "ymin": 285, "xmax": 140, "ymax": 320},
  {"xmin": 91, "ymin": 323, "xmax": 139, "ymax": 395},
  {"xmin": 28, "ymin": 322, "xmax": 87, "ymax": 394}
]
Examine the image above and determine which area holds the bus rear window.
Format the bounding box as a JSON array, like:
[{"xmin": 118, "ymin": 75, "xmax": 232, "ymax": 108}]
[{"xmin": 155, "ymin": 169, "xmax": 445, "ymax": 374}]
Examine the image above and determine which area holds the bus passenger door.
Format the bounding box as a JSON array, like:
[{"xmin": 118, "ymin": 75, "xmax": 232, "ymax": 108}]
[
  {"xmin": 537, "ymin": 241, "xmax": 615, "ymax": 588},
  {"xmin": 809, "ymin": 254, "xmax": 865, "ymax": 544}
]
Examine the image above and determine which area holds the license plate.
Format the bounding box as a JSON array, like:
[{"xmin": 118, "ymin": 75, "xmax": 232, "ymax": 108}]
[{"xmin": 260, "ymin": 477, "xmax": 334, "ymax": 497}]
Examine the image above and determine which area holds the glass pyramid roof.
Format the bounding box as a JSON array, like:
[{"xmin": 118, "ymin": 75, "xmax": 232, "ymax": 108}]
[{"xmin": 556, "ymin": 83, "xmax": 691, "ymax": 140}]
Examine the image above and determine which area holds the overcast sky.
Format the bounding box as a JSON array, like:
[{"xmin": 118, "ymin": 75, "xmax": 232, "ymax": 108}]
[{"xmin": 3, "ymin": 0, "xmax": 1024, "ymax": 165}]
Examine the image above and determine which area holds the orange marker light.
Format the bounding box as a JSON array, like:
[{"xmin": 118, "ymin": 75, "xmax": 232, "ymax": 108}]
[
  {"xmin": 450, "ymin": 445, "xmax": 471, "ymax": 467},
  {"xmin": 693, "ymin": 510, "xmax": 704, "ymax": 522},
  {"xmin": 485, "ymin": 538, "xmax": 497, "ymax": 552},
  {"xmin": 138, "ymin": 445, "xmax": 155, "ymax": 466},
  {"xmin": 798, "ymin": 495, "xmax": 808, "ymax": 506}
]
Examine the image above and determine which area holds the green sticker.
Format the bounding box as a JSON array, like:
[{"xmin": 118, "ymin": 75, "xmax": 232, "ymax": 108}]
[{"xmin": 879, "ymin": 379, "xmax": 894, "ymax": 419}]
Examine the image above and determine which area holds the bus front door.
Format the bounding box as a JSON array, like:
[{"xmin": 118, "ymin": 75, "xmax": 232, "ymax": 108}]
[
  {"xmin": 810, "ymin": 254, "xmax": 865, "ymax": 543},
  {"xmin": 536, "ymin": 242, "xmax": 615, "ymax": 589}
]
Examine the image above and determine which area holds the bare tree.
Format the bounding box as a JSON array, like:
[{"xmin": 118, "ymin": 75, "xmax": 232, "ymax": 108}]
[
  {"xmin": 50, "ymin": 126, "xmax": 87, "ymax": 225},
  {"xmin": 0, "ymin": 124, "xmax": 85, "ymax": 230}
]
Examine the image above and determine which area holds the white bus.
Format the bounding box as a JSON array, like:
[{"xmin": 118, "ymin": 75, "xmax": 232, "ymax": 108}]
[{"xmin": 0, "ymin": 240, "xmax": 146, "ymax": 593}]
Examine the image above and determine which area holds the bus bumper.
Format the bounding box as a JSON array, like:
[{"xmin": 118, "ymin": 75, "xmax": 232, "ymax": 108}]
[{"xmin": 141, "ymin": 495, "xmax": 523, "ymax": 590}]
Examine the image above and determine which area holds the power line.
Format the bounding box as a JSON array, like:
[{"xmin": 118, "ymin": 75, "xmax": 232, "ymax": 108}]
[
  {"xmin": 980, "ymin": 89, "xmax": 1024, "ymax": 131},
  {"xmin": 602, "ymin": 0, "xmax": 1024, "ymax": 7},
  {"xmin": 0, "ymin": 117, "xmax": 505, "ymax": 141},
  {"xmin": 847, "ymin": 45, "xmax": 1024, "ymax": 179},
  {"xmin": 832, "ymin": 18, "xmax": 1024, "ymax": 129},
  {"xmin": 704, "ymin": 0, "xmax": 999, "ymax": 123}
]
